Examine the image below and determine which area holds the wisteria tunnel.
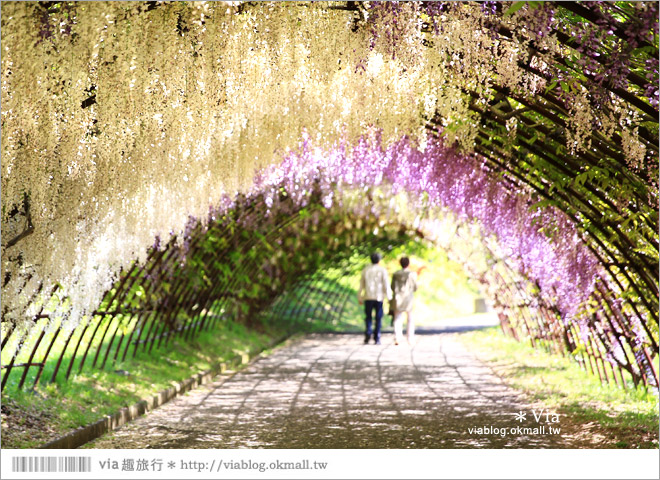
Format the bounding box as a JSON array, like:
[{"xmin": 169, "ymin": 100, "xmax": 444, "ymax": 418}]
[{"xmin": 1, "ymin": 1, "xmax": 658, "ymax": 450}]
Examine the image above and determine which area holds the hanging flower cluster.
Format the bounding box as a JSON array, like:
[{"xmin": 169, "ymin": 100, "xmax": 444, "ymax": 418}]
[
  {"xmin": 1, "ymin": 0, "xmax": 656, "ymax": 366},
  {"xmin": 255, "ymin": 132, "xmax": 601, "ymax": 321},
  {"xmin": 1, "ymin": 2, "xmax": 437, "ymax": 328}
]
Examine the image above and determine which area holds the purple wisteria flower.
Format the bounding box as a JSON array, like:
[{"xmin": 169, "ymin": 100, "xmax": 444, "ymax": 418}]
[{"xmin": 253, "ymin": 132, "xmax": 602, "ymax": 322}]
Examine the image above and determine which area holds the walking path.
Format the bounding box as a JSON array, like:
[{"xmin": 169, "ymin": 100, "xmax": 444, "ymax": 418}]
[{"xmin": 86, "ymin": 320, "xmax": 594, "ymax": 448}]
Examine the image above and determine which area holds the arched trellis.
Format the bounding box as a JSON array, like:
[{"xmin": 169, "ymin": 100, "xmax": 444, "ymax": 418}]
[
  {"xmin": 2, "ymin": 178, "xmax": 657, "ymax": 391},
  {"xmin": 0, "ymin": 186, "xmax": 419, "ymax": 391},
  {"xmin": 421, "ymin": 214, "xmax": 658, "ymax": 389},
  {"xmin": 1, "ymin": 1, "xmax": 658, "ymax": 392},
  {"xmin": 413, "ymin": 2, "xmax": 659, "ymax": 336},
  {"xmin": 449, "ymin": 147, "xmax": 659, "ymax": 387}
]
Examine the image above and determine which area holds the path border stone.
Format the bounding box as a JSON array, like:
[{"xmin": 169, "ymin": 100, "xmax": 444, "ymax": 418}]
[{"xmin": 40, "ymin": 333, "xmax": 295, "ymax": 449}]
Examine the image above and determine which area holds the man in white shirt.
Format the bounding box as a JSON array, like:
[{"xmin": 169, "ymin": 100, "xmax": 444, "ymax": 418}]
[{"xmin": 358, "ymin": 252, "xmax": 392, "ymax": 345}]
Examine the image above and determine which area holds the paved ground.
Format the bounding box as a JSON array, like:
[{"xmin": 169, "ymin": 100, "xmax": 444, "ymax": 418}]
[{"xmin": 85, "ymin": 323, "xmax": 594, "ymax": 449}]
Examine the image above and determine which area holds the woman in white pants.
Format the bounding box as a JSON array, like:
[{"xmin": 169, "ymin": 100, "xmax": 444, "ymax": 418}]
[{"xmin": 391, "ymin": 257, "xmax": 418, "ymax": 345}]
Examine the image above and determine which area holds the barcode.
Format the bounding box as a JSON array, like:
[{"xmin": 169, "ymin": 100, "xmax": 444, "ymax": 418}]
[{"xmin": 11, "ymin": 456, "xmax": 92, "ymax": 473}]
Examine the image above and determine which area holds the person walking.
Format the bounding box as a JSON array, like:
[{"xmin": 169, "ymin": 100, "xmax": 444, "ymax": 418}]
[
  {"xmin": 391, "ymin": 256, "xmax": 418, "ymax": 345},
  {"xmin": 358, "ymin": 252, "xmax": 392, "ymax": 345}
]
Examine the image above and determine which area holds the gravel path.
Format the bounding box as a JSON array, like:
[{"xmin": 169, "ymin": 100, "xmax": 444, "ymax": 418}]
[{"xmin": 85, "ymin": 327, "xmax": 594, "ymax": 449}]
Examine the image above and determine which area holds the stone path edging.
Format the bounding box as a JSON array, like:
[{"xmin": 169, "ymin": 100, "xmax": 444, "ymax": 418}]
[
  {"xmin": 85, "ymin": 331, "xmax": 588, "ymax": 449},
  {"xmin": 40, "ymin": 333, "xmax": 294, "ymax": 449}
]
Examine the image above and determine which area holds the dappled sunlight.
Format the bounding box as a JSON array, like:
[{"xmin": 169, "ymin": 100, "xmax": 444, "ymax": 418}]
[
  {"xmin": 2, "ymin": 2, "xmax": 657, "ymax": 458},
  {"xmin": 85, "ymin": 326, "xmax": 587, "ymax": 449}
]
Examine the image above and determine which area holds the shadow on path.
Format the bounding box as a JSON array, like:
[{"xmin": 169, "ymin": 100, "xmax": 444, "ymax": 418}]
[{"xmin": 85, "ymin": 316, "xmax": 592, "ymax": 449}]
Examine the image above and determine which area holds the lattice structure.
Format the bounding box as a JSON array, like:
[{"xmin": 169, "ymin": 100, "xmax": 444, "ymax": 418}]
[
  {"xmin": 1, "ymin": 188, "xmax": 416, "ymax": 391},
  {"xmin": 2, "ymin": 2, "xmax": 658, "ymax": 392}
]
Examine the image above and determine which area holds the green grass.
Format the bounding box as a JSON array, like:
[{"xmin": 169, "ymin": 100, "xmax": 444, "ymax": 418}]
[
  {"xmin": 1, "ymin": 239, "xmax": 477, "ymax": 449},
  {"xmin": 6, "ymin": 248, "xmax": 655, "ymax": 450},
  {"xmin": 456, "ymin": 326, "xmax": 660, "ymax": 448},
  {"xmin": 1, "ymin": 269, "xmax": 362, "ymax": 449},
  {"xmin": 2, "ymin": 317, "xmax": 279, "ymax": 448}
]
